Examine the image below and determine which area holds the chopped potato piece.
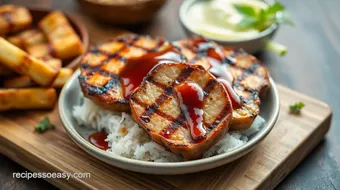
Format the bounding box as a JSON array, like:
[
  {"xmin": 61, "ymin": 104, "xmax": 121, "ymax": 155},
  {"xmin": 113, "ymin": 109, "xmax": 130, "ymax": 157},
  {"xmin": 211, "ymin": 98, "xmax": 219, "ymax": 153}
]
[
  {"xmin": 42, "ymin": 56, "xmax": 62, "ymax": 70},
  {"xmin": 26, "ymin": 44, "xmax": 51, "ymax": 58},
  {"xmin": 0, "ymin": 5, "xmax": 32, "ymax": 35},
  {"xmin": 39, "ymin": 11, "xmax": 84, "ymax": 60},
  {"xmin": 0, "ymin": 37, "xmax": 59, "ymax": 86},
  {"xmin": 3, "ymin": 75, "xmax": 34, "ymax": 88},
  {"xmin": 7, "ymin": 29, "xmax": 47, "ymax": 49},
  {"xmin": 0, "ymin": 88, "xmax": 56, "ymax": 111},
  {"xmin": 52, "ymin": 68, "xmax": 73, "ymax": 88}
]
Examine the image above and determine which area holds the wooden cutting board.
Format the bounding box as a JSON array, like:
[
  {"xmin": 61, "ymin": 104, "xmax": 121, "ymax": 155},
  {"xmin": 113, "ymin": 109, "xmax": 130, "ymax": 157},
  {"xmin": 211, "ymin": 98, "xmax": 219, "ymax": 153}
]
[{"xmin": 0, "ymin": 85, "xmax": 332, "ymax": 190}]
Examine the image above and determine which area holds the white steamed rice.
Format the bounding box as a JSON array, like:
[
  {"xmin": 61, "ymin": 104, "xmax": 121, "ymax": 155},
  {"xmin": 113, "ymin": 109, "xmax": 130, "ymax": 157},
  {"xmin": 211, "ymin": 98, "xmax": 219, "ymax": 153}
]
[{"xmin": 73, "ymin": 98, "xmax": 265, "ymax": 162}]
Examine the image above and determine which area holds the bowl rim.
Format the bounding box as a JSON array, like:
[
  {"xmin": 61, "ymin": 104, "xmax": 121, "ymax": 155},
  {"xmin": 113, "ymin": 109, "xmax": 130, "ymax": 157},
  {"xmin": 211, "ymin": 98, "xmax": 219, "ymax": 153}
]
[
  {"xmin": 27, "ymin": 7, "xmax": 89, "ymax": 70},
  {"xmin": 59, "ymin": 69, "xmax": 280, "ymax": 170},
  {"xmin": 179, "ymin": 0, "xmax": 279, "ymax": 43}
]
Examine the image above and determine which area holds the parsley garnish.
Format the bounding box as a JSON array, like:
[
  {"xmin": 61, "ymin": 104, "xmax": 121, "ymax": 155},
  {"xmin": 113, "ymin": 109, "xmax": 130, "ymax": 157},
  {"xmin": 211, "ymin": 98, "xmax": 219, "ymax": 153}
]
[
  {"xmin": 289, "ymin": 102, "xmax": 305, "ymax": 114},
  {"xmin": 234, "ymin": 2, "xmax": 294, "ymax": 31},
  {"xmin": 35, "ymin": 117, "xmax": 55, "ymax": 133}
]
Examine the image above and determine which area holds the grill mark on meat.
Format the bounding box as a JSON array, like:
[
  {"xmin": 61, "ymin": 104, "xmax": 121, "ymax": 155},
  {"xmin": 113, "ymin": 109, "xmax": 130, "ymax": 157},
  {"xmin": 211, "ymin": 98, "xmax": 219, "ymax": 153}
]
[
  {"xmin": 202, "ymin": 79, "xmax": 217, "ymax": 98},
  {"xmin": 134, "ymin": 65, "xmax": 228, "ymax": 139},
  {"xmin": 138, "ymin": 87, "xmax": 174, "ymax": 123},
  {"xmin": 138, "ymin": 66, "xmax": 193, "ymax": 121},
  {"xmin": 175, "ymin": 39, "xmax": 268, "ymax": 106},
  {"xmin": 136, "ymin": 66, "xmax": 194, "ymax": 137},
  {"xmin": 80, "ymin": 35, "xmax": 169, "ymax": 105},
  {"xmin": 79, "ymin": 74, "xmax": 120, "ymax": 96},
  {"xmin": 207, "ymin": 103, "xmax": 231, "ymax": 131},
  {"xmin": 160, "ymin": 114, "xmax": 187, "ymax": 139}
]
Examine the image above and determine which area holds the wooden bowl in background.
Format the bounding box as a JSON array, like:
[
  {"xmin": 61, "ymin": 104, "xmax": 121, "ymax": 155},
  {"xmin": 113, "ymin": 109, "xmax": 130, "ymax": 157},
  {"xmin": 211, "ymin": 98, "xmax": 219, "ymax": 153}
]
[
  {"xmin": 76, "ymin": 0, "xmax": 167, "ymax": 25},
  {"xmin": 29, "ymin": 8, "xmax": 89, "ymax": 69}
]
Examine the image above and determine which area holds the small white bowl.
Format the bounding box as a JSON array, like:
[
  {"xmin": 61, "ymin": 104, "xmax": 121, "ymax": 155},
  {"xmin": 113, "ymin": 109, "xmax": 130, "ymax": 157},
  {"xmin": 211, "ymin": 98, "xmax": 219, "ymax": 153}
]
[
  {"xmin": 179, "ymin": 0, "xmax": 279, "ymax": 54},
  {"xmin": 59, "ymin": 69, "xmax": 280, "ymax": 175}
]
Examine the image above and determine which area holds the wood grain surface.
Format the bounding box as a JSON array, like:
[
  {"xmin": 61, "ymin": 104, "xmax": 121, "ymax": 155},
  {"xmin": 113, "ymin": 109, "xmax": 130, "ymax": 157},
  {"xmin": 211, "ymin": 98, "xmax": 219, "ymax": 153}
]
[
  {"xmin": 0, "ymin": 85, "xmax": 331, "ymax": 190},
  {"xmin": 0, "ymin": 0, "xmax": 339, "ymax": 189}
]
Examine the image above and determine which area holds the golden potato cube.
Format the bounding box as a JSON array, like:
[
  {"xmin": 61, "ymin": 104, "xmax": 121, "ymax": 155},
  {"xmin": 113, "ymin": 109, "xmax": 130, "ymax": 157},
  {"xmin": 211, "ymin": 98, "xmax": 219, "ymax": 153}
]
[
  {"xmin": 7, "ymin": 35, "xmax": 23, "ymax": 48},
  {"xmin": 27, "ymin": 44, "xmax": 51, "ymax": 59},
  {"xmin": 8, "ymin": 29, "xmax": 48, "ymax": 51},
  {"xmin": 43, "ymin": 57, "xmax": 62, "ymax": 70},
  {"xmin": 39, "ymin": 11, "xmax": 84, "ymax": 60},
  {"xmin": 3, "ymin": 75, "xmax": 34, "ymax": 88},
  {"xmin": 52, "ymin": 68, "xmax": 73, "ymax": 88},
  {"xmin": 0, "ymin": 5, "xmax": 32, "ymax": 35},
  {"xmin": 38, "ymin": 11, "xmax": 68, "ymax": 33}
]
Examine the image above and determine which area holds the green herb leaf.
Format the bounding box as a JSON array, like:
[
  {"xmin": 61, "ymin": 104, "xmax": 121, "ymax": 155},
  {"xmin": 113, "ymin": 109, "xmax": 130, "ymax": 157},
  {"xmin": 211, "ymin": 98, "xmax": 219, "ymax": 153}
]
[
  {"xmin": 237, "ymin": 17, "xmax": 258, "ymax": 29},
  {"xmin": 35, "ymin": 117, "xmax": 55, "ymax": 133},
  {"xmin": 233, "ymin": 1, "xmax": 294, "ymax": 32},
  {"xmin": 267, "ymin": 2, "xmax": 285, "ymax": 14},
  {"xmin": 233, "ymin": 4, "xmax": 257, "ymax": 17},
  {"xmin": 289, "ymin": 102, "xmax": 305, "ymax": 114}
]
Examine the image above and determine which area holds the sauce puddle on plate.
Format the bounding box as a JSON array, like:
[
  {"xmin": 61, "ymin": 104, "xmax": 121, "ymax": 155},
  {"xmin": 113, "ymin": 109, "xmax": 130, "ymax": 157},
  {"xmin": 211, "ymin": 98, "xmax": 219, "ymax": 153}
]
[
  {"xmin": 88, "ymin": 131, "xmax": 109, "ymax": 150},
  {"xmin": 120, "ymin": 45, "xmax": 184, "ymax": 98}
]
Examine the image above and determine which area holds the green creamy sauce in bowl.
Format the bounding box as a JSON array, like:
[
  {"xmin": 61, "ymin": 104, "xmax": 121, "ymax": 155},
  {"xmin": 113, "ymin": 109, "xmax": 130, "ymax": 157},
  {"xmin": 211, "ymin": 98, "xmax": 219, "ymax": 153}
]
[{"xmin": 185, "ymin": 0, "xmax": 270, "ymax": 40}]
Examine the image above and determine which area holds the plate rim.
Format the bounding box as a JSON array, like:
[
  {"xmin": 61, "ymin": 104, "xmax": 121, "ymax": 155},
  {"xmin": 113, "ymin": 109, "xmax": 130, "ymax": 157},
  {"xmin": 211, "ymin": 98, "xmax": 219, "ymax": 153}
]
[{"xmin": 59, "ymin": 69, "xmax": 280, "ymax": 174}]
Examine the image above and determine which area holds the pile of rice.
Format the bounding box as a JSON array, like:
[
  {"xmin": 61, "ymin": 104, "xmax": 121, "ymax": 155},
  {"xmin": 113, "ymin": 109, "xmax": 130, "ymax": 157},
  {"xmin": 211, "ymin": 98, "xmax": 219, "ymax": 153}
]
[{"xmin": 73, "ymin": 98, "xmax": 265, "ymax": 162}]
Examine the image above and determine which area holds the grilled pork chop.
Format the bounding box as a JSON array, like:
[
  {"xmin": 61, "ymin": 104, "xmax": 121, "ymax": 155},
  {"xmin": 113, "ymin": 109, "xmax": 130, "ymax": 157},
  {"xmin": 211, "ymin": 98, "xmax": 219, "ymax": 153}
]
[
  {"xmin": 79, "ymin": 34, "xmax": 185, "ymax": 111},
  {"xmin": 130, "ymin": 63, "xmax": 232, "ymax": 159},
  {"xmin": 174, "ymin": 37, "xmax": 270, "ymax": 130}
]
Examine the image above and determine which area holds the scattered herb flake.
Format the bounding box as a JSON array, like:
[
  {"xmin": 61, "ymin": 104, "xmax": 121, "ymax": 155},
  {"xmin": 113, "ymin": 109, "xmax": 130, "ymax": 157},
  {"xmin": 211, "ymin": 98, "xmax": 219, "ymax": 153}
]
[
  {"xmin": 35, "ymin": 117, "xmax": 55, "ymax": 133},
  {"xmin": 289, "ymin": 102, "xmax": 305, "ymax": 114}
]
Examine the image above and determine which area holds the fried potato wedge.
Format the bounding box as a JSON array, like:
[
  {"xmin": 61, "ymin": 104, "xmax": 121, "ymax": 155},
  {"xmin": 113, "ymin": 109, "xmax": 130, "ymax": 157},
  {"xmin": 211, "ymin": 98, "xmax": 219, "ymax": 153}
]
[
  {"xmin": 0, "ymin": 5, "xmax": 32, "ymax": 35},
  {"xmin": 0, "ymin": 88, "xmax": 56, "ymax": 111},
  {"xmin": 0, "ymin": 37, "xmax": 59, "ymax": 86},
  {"xmin": 39, "ymin": 11, "xmax": 84, "ymax": 60}
]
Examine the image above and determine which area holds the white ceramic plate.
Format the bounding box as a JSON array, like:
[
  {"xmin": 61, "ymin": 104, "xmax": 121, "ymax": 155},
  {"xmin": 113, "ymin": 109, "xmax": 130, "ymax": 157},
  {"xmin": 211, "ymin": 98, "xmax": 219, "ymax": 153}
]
[{"xmin": 59, "ymin": 69, "xmax": 279, "ymax": 175}]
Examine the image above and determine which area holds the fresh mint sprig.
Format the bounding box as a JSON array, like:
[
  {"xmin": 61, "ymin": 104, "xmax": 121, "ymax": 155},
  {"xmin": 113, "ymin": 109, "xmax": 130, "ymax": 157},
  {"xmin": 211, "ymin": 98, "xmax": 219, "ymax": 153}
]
[
  {"xmin": 234, "ymin": 2, "xmax": 294, "ymax": 31},
  {"xmin": 35, "ymin": 117, "xmax": 55, "ymax": 133},
  {"xmin": 289, "ymin": 102, "xmax": 305, "ymax": 115}
]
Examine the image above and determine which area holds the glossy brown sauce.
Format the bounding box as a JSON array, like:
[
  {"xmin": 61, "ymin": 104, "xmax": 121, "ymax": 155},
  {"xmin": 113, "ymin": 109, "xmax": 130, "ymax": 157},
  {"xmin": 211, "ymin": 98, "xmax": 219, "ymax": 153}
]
[
  {"xmin": 120, "ymin": 45, "xmax": 183, "ymax": 98},
  {"xmin": 88, "ymin": 131, "xmax": 109, "ymax": 150},
  {"xmin": 174, "ymin": 82, "xmax": 206, "ymax": 141},
  {"xmin": 192, "ymin": 38, "xmax": 242, "ymax": 109}
]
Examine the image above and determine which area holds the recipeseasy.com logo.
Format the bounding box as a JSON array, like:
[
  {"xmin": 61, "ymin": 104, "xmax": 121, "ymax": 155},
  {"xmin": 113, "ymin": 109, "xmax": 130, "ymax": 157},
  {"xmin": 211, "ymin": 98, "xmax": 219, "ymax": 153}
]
[{"xmin": 13, "ymin": 171, "xmax": 91, "ymax": 180}]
